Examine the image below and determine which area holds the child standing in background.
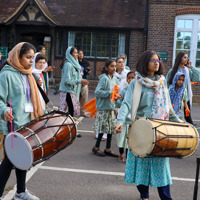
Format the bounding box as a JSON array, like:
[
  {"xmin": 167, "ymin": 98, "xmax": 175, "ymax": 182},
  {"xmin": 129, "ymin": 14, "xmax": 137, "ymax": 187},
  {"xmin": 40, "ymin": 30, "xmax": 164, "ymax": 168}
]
[
  {"xmin": 114, "ymin": 57, "xmax": 130, "ymax": 90},
  {"xmin": 115, "ymin": 72, "xmax": 135, "ymax": 162},
  {"xmin": 92, "ymin": 59, "xmax": 118, "ymax": 157},
  {"xmin": 169, "ymin": 72, "xmax": 189, "ymax": 120}
]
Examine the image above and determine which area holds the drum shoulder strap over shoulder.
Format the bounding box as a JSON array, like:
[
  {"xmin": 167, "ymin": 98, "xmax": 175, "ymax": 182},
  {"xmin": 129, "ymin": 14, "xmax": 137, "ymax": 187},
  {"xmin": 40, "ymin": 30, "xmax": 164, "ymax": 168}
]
[{"xmin": 130, "ymin": 79, "xmax": 142, "ymax": 122}]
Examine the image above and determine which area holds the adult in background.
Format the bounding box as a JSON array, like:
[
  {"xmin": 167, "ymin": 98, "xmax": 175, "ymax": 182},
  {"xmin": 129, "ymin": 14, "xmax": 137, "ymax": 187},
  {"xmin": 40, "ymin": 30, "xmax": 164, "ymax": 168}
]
[
  {"xmin": 120, "ymin": 53, "xmax": 130, "ymax": 70},
  {"xmin": 59, "ymin": 46, "xmax": 88, "ymax": 137},
  {"xmin": 0, "ymin": 42, "xmax": 43, "ymax": 200},
  {"xmin": 166, "ymin": 51, "xmax": 200, "ymax": 124},
  {"xmin": 78, "ymin": 50, "xmax": 91, "ymax": 117},
  {"xmin": 36, "ymin": 45, "xmax": 55, "ymax": 94}
]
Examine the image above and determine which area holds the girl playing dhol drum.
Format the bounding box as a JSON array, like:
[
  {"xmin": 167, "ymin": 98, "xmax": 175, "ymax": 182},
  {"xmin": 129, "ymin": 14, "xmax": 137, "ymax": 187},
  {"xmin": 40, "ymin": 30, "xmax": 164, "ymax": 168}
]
[
  {"xmin": 92, "ymin": 59, "xmax": 118, "ymax": 157},
  {"xmin": 0, "ymin": 42, "xmax": 43, "ymax": 200},
  {"xmin": 115, "ymin": 51, "xmax": 180, "ymax": 200}
]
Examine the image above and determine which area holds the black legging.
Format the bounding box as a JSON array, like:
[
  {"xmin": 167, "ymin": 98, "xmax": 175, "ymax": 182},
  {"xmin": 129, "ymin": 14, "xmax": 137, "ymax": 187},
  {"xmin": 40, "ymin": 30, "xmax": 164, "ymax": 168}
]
[
  {"xmin": 66, "ymin": 93, "xmax": 74, "ymax": 117},
  {"xmin": 95, "ymin": 133, "xmax": 112, "ymax": 149},
  {"xmin": 184, "ymin": 101, "xmax": 193, "ymax": 125},
  {"xmin": 0, "ymin": 154, "xmax": 26, "ymax": 196},
  {"xmin": 119, "ymin": 148, "xmax": 128, "ymax": 157}
]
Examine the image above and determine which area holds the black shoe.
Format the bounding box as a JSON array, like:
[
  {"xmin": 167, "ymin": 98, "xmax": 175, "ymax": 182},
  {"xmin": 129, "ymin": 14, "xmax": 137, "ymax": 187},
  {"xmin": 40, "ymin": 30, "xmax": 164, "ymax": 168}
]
[
  {"xmin": 77, "ymin": 133, "xmax": 82, "ymax": 138},
  {"xmin": 92, "ymin": 147, "xmax": 105, "ymax": 157},
  {"xmin": 104, "ymin": 149, "xmax": 118, "ymax": 157}
]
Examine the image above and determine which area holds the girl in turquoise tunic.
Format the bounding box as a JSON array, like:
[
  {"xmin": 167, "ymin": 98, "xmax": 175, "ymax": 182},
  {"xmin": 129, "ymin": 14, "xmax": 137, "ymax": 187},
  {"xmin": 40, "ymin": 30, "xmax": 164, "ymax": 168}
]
[
  {"xmin": 115, "ymin": 51, "xmax": 180, "ymax": 200},
  {"xmin": 115, "ymin": 71, "xmax": 135, "ymax": 162},
  {"xmin": 92, "ymin": 59, "xmax": 118, "ymax": 157}
]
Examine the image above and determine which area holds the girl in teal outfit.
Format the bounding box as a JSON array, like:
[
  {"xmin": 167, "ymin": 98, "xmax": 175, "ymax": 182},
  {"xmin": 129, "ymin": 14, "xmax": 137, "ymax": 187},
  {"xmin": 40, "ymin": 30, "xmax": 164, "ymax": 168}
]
[
  {"xmin": 166, "ymin": 52, "xmax": 200, "ymax": 124},
  {"xmin": 92, "ymin": 59, "xmax": 118, "ymax": 157},
  {"xmin": 0, "ymin": 42, "xmax": 43, "ymax": 200},
  {"xmin": 115, "ymin": 51, "xmax": 180, "ymax": 200}
]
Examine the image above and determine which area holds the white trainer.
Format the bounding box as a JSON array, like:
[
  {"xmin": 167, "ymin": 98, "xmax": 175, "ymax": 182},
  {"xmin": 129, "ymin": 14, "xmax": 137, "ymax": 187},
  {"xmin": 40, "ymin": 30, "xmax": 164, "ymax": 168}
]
[{"xmin": 14, "ymin": 190, "xmax": 39, "ymax": 200}]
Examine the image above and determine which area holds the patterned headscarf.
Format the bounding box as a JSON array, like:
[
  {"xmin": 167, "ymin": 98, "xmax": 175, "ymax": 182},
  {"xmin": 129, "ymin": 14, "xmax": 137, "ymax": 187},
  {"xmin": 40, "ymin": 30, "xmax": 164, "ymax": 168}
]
[
  {"xmin": 7, "ymin": 42, "xmax": 44, "ymax": 120},
  {"xmin": 169, "ymin": 72, "xmax": 185, "ymax": 115}
]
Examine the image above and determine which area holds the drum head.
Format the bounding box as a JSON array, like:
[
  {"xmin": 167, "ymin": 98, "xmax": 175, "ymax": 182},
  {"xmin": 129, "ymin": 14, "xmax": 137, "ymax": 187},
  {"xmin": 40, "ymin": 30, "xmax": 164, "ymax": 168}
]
[
  {"xmin": 5, "ymin": 132, "xmax": 33, "ymax": 170},
  {"xmin": 128, "ymin": 118, "xmax": 155, "ymax": 157}
]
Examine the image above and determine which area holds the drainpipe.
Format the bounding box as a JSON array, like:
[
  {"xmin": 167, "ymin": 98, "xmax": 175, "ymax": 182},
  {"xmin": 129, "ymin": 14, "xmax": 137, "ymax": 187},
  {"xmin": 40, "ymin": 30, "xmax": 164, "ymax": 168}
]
[{"xmin": 144, "ymin": 0, "xmax": 149, "ymax": 51}]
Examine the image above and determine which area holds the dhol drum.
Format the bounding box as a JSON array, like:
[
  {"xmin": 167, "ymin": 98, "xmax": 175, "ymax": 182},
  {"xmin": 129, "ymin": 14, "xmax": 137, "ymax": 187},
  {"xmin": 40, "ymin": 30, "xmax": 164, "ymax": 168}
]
[
  {"xmin": 4, "ymin": 110, "xmax": 77, "ymax": 170},
  {"xmin": 128, "ymin": 117, "xmax": 199, "ymax": 158}
]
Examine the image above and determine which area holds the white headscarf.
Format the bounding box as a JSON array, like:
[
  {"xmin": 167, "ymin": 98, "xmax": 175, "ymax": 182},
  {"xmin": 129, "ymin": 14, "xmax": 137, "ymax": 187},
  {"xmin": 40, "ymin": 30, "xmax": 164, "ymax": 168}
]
[{"xmin": 32, "ymin": 52, "xmax": 47, "ymax": 73}]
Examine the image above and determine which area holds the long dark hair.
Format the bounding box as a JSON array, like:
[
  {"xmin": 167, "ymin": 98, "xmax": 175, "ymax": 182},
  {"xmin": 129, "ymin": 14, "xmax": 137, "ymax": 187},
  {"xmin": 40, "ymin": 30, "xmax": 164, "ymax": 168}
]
[
  {"xmin": 168, "ymin": 51, "xmax": 187, "ymax": 85},
  {"xmin": 136, "ymin": 50, "xmax": 163, "ymax": 76},
  {"xmin": 102, "ymin": 59, "xmax": 115, "ymax": 74}
]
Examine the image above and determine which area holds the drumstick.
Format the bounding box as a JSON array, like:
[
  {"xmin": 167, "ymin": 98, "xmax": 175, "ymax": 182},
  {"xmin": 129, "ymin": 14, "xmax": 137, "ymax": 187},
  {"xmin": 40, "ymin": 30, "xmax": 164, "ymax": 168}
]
[{"xmin": 9, "ymin": 99, "xmax": 14, "ymax": 148}]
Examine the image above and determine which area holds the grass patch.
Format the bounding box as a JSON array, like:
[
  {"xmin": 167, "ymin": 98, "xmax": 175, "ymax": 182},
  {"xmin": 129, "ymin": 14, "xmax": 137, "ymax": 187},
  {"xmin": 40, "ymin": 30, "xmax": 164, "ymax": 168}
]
[{"xmin": 5, "ymin": 186, "xmax": 14, "ymax": 191}]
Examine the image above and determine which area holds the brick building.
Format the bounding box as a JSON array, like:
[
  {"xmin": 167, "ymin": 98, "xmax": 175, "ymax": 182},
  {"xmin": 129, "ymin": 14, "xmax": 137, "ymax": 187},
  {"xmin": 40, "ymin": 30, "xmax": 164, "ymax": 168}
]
[{"xmin": 0, "ymin": 0, "xmax": 200, "ymax": 101}]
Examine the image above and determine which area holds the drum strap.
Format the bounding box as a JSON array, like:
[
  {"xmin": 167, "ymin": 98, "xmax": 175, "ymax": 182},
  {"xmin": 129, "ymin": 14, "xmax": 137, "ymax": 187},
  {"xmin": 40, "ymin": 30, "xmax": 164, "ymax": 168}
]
[
  {"xmin": 36, "ymin": 82, "xmax": 50, "ymax": 104},
  {"xmin": 130, "ymin": 79, "xmax": 142, "ymax": 122}
]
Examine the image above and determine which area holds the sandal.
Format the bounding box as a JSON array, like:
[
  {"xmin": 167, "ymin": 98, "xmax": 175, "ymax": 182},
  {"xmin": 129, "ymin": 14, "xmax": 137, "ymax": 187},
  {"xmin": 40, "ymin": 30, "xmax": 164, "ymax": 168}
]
[
  {"xmin": 104, "ymin": 149, "xmax": 118, "ymax": 157},
  {"xmin": 118, "ymin": 156, "xmax": 126, "ymax": 163},
  {"xmin": 92, "ymin": 147, "xmax": 105, "ymax": 157}
]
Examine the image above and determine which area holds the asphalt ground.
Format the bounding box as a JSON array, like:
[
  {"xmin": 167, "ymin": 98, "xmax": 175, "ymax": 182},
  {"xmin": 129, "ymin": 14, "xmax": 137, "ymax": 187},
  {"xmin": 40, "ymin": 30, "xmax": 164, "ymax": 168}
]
[{"xmin": 0, "ymin": 88, "xmax": 200, "ymax": 200}]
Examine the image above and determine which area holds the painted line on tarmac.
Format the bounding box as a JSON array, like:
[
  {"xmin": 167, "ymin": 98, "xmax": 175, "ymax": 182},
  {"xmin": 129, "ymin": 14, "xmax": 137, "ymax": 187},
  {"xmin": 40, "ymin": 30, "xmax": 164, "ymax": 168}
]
[
  {"xmin": 37, "ymin": 165, "xmax": 198, "ymax": 182},
  {"xmin": 3, "ymin": 162, "xmax": 44, "ymax": 200},
  {"xmin": 78, "ymin": 130, "xmax": 94, "ymax": 133}
]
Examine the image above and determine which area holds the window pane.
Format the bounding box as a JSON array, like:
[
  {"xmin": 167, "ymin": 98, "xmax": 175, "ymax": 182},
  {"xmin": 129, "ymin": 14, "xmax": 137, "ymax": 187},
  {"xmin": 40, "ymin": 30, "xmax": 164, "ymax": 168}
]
[
  {"xmin": 176, "ymin": 41, "xmax": 183, "ymax": 49},
  {"xmin": 184, "ymin": 41, "xmax": 191, "ymax": 49},
  {"xmin": 185, "ymin": 20, "xmax": 193, "ymax": 29},
  {"xmin": 177, "ymin": 32, "xmax": 184, "ymax": 40},
  {"xmin": 196, "ymin": 51, "xmax": 200, "ymax": 59},
  {"xmin": 195, "ymin": 59, "xmax": 200, "ymax": 68},
  {"xmin": 197, "ymin": 42, "xmax": 200, "ymax": 49},
  {"xmin": 68, "ymin": 31, "xmax": 125, "ymax": 58},
  {"xmin": 56, "ymin": 31, "xmax": 63, "ymax": 56},
  {"xmin": 184, "ymin": 32, "xmax": 192, "ymax": 40},
  {"xmin": 177, "ymin": 20, "xmax": 184, "ymax": 28}
]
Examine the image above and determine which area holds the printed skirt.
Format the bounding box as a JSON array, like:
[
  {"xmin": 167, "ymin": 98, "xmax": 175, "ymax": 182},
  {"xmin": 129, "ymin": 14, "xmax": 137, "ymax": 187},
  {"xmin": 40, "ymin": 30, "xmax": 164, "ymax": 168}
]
[
  {"xmin": 59, "ymin": 91, "xmax": 80, "ymax": 116},
  {"xmin": 94, "ymin": 110, "xmax": 116, "ymax": 135}
]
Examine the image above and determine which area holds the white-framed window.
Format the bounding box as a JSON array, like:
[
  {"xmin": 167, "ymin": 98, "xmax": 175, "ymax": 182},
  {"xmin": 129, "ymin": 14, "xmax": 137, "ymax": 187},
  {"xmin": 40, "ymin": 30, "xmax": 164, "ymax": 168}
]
[
  {"xmin": 174, "ymin": 14, "xmax": 200, "ymax": 68},
  {"xmin": 68, "ymin": 31, "xmax": 126, "ymax": 59}
]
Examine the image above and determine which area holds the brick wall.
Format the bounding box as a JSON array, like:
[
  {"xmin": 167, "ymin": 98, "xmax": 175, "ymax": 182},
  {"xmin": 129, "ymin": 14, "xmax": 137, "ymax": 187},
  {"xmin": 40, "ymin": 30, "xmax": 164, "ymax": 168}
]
[{"xmin": 129, "ymin": 30, "xmax": 144, "ymax": 71}]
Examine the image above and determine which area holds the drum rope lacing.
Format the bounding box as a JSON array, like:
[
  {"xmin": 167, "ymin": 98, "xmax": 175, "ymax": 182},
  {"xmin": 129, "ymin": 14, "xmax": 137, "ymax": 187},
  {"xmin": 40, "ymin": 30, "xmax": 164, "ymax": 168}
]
[{"xmin": 16, "ymin": 110, "xmax": 77, "ymax": 165}]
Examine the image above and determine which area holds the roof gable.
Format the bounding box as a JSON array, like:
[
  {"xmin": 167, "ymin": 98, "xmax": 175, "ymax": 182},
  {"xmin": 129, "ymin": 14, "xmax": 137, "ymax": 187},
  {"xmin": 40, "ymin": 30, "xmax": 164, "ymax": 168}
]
[{"xmin": 0, "ymin": 0, "xmax": 146, "ymax": 29}]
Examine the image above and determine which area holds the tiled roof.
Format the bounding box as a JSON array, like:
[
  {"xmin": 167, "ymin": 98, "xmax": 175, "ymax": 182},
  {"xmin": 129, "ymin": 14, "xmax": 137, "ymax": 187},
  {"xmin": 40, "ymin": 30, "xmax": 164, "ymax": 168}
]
[{"xmin": 0, "ymin": 0, "xmax": 146, "ymax": 29}]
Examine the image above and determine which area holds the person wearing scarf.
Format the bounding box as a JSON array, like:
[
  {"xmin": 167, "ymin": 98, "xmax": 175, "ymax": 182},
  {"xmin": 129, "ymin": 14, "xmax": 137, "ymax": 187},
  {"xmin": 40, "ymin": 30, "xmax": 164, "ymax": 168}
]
[
  {"xmin": 59, "ymin": 46, "xmax": 88, "ymax": 118},
  {"xmin": 166, "ymin": 51, "xmax": 200, "ymax": 124},
  {"xmin": 32, "ymin": 53, "xmax": 47, "ymax": 110},
  {"xmin": 114, "ymin": 57, "xmax": 130, "ymax": 90},
  {"xmin": 0, "ymin": 42, "xmax": 43, "ymax": 200},
  {"xmin": 115, "ymin": 51, "xmax": 180, "ymax": 200},
  {"xmin": 169, "ymin": 72, "xmax": 188, "ymax": 120}
]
